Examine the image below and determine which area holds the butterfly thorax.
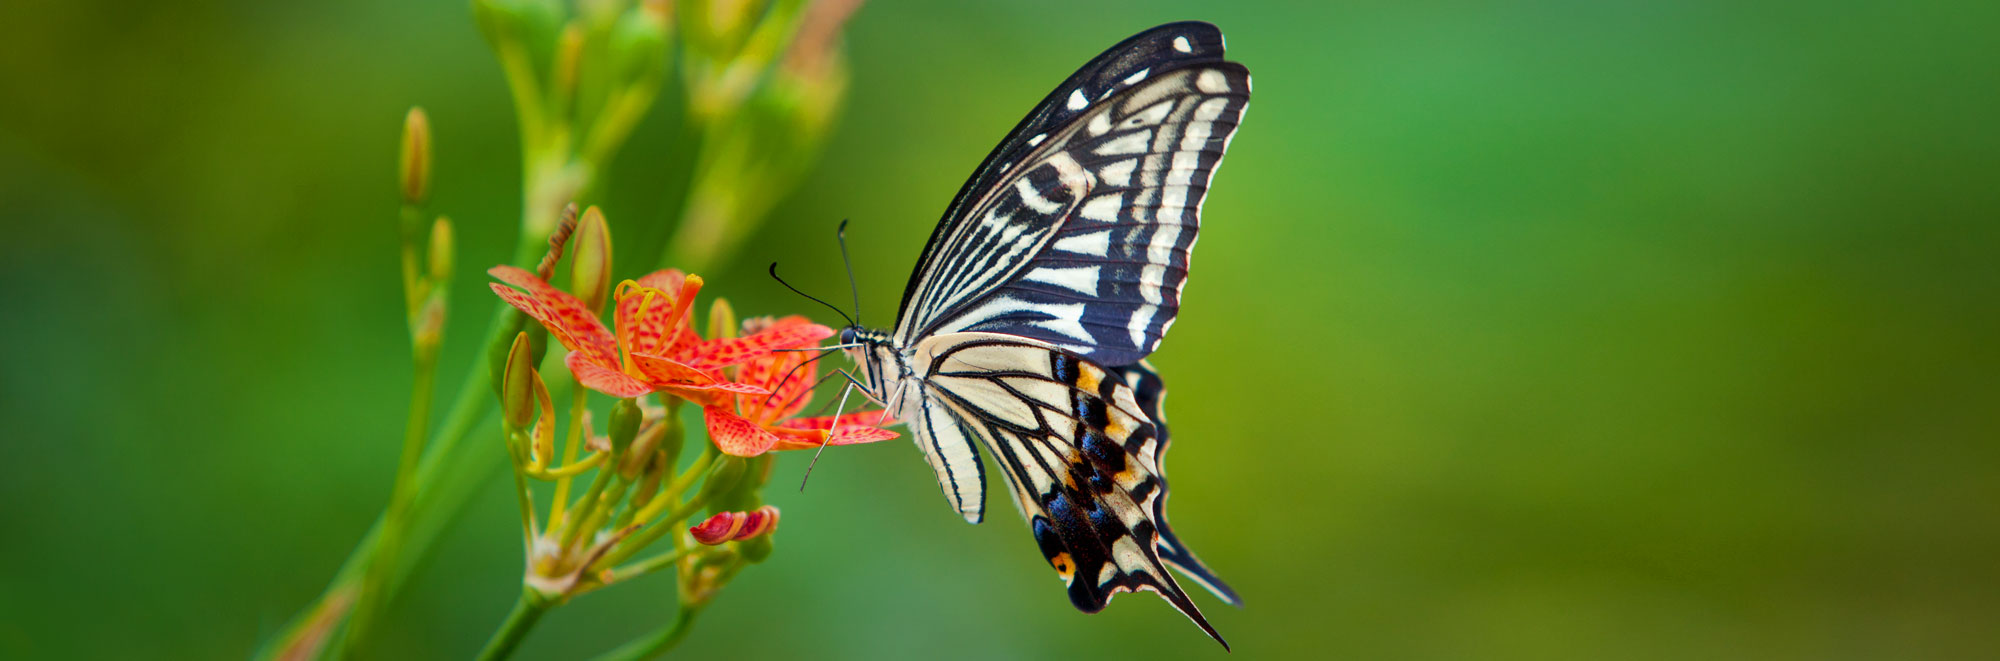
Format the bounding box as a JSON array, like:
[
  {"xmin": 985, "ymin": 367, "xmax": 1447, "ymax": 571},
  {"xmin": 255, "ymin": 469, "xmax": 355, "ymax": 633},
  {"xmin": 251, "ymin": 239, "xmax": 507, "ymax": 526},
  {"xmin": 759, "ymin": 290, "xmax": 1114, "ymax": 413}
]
[{"xmin": 839, "ymin": 325, "xmax": 918, "ymax": 418}]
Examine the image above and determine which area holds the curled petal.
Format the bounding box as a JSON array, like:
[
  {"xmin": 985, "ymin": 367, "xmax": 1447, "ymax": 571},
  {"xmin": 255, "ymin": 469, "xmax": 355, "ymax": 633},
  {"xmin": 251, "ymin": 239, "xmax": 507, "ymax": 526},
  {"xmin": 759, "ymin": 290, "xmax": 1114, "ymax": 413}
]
[
  {"xmin": 565, "ymin": 352, "xmax": 655, "ymax": 398},
  {"xmin": 703, "ymin": 406, "xmax": 780, "ymax": 457},
  {"xmin": 489, "ymin": 266, "xmax": 618, "ymax": 365},
  {"xmin": 689, "ymin": 511, "xmax": 745, "ymax": 545},
  {"xmin": 690, "ymin": 506, "xmax": 781, "ymax": 545},
  {"xmin": 688, "ymin": 322, "xmax": 833, "ymax": 370}
]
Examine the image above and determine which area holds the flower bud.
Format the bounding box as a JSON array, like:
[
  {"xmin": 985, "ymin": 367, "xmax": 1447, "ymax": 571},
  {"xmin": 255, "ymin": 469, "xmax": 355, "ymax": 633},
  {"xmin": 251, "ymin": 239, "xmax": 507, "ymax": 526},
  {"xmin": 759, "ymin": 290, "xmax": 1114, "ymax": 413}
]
[
  {"xmin": 656, "ymin": 413, "xmax": 685, "ymax": 471},
  {"xmin": 413, "ymin": 293, "xmax": 447, "ymax": 355},
  {"xmin": 679, "ymin": 0, "xmax": 766, "ymax": 61},
  {"xmin": 608, "ymin": 397, "xmax": 643, "ymax": 454},
  {"xmin": 553, "ymin": 22, "xmax": 584, "ymax": 107},
  {"xmin": 427, "ymin": 216, "xmax": 454, "ymax": 283},
  {"xmin": 502, "ymin": 332, "xmax": 537, "ymax": 429},
  {"xmin": 628, "ymin": 449, "xmax": 667, "ymax": 510},
  {"xmin": 570, "ymin": 206, "xmax": 613, "ymax": 313},
  {"xmin": 705, "ymin": 297, "xmax": 736, "ymax": 341},
  {"xmin": 473, "ymin": 0, "xmax": 565, "ymax": 53},
  {"xmin": 489, "ymin": 317, "xmax": 546, "ymax": 399},
  {"xmin": 610, "ymin": 1, "xmax": 670, "ymax": 86},
  {"xmin": 399, "ymin": 107, "xmax": 431, "ymax": 205},
  {"xmin": 694, "ymin": 455, "xmax": 745, "ymax": 505}
]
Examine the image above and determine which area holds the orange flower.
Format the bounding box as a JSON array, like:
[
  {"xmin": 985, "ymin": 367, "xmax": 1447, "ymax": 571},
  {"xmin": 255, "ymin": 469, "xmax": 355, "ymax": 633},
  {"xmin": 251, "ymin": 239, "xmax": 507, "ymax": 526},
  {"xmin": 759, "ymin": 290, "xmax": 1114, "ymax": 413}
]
[
  {"xmin": 702, "ymin": 316, "xmax": 899, "ymax": 456},
  {"xmin": 488, "ymin": 266, "xmax": 831, "ymax": 404}
]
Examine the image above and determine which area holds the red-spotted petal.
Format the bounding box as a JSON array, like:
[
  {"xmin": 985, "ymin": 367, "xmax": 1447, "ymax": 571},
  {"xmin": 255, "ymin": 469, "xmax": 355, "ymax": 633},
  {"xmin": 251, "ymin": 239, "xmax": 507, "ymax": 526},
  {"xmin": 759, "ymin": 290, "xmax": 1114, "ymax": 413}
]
[
  {"xmin": 565, "ymin": 351, "xmax": 655, "ymax": 398},
  {"xmin": 785, "ymin": 409, "xmax": 895, "ymax": 430},
  {"xmin": 703, "ymin": 406, "xmax": 780, "ymax": 457},
  {"xmin": 629, "ymin": 352, "xmax": 720, "ymax": 386},
  {"xmin": 489, "ymin": 266, "xmax": 618, "ymax": 365},
  {"xmin": 769, "ymin": 424, "xmax": 900, "ymax": 451},
  {"xmin": 688, "ymin": 323, "xmax": 833, "ymax": 370}
]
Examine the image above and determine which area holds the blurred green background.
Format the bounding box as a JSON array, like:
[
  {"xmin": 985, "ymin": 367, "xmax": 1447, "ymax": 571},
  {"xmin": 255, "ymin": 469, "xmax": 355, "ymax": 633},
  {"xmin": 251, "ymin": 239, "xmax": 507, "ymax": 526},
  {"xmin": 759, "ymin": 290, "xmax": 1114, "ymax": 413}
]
[{"xmin": 4, "ymin": 1, "xmax": 1997, "ymax": 659}]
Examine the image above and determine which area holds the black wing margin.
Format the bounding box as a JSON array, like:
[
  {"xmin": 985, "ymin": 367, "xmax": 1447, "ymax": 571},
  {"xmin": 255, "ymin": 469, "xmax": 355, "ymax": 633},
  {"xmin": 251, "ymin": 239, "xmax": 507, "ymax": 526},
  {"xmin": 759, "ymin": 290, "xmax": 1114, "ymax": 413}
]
[{"xmin": 893, "ymin": 22, "xmax": 1232, "ymax": 329}]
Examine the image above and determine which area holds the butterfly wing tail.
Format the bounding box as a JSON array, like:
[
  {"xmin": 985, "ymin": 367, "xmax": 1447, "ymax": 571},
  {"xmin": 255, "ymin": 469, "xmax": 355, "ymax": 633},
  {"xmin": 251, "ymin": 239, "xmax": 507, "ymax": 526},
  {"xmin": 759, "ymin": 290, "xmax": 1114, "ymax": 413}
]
[{"xmin": 1111, "ymin": 361, "xmax": 1243, "ymax": 606}]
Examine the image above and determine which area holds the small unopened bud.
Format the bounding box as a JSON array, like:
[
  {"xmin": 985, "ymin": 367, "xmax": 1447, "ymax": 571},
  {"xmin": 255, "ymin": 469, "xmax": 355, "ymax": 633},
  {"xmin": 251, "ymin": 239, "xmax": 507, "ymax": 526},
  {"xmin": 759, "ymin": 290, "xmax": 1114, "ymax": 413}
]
[
  {"xmin": 688, "ymin": 505, "xmax": 779, "ymax": 546},
  {"xmin": 427, "ymin": 216, "xmax": 454, "ymax": 283},
  {"xmin": 706, "ymin": 298, "xmax": 736, "ymax": 341},
  {"xmin": 695, "ymin": 455, "xmax": 746, "ymax": 504},
  {"xmin": 629, "ymin": 449, "xmax": 667, "ymax": 510},
  {"xmin": 399, "ymin": 107, "xmax": 432, "ymax": 205},
  {"xmin": 502, "ymin": 332, "xmax": 537, "ymax": 429},
  {"xmin": 739, "ymin": 532, "xmax": 773, "ymax": 563},
  {"xmin": 608, "ymin": 397, "xmax": 643, "ymax": 454},
  {"xmin": 413, "ymin": 294, "xmax": 447, "ymax": 353},
  {"xmin": 570, "ymin": 206, "xmax": 613, "ymax": 312},
  {"xmin": 657, "ymin": 415, "xmax": 684, "ymax": 470},
  {"xmin": 610, "ymin": 1, "xmax": 670, "ymax": 85},
  {"xmin": 553, "ymin": 23, "xmax": 584, "ymax": 106}
]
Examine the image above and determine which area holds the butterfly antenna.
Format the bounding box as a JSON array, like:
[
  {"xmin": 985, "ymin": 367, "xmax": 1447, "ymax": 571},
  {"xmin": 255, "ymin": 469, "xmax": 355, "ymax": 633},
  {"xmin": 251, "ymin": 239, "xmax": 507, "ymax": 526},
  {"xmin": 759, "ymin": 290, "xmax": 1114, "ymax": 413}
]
[
  {"xmin": 837, "ymin": 219, "xmax": 862, "ymax": 325},
  {"xmin": 769, "ymin": 262, "xmax": 856, "ymax": 327},
  {"xmin": 799, "ymin": 380, "xmax": 855, "ymax": 492}
]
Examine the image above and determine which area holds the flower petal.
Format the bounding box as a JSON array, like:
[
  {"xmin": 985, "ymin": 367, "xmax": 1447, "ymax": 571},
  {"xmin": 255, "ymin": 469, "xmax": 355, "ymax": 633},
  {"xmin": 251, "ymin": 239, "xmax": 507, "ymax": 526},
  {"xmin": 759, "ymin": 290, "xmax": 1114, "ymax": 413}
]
[
  {"xmin": 785, "ymin": 409, "xmax": 895, "ymax": 430},
  {"xmin": 565, "ymin": 351, "xmax": 655, "ymax": 398},
  {"xmin": 489, "ymin": 266, "xmax": 618, "ymax": 365},
  {"xmin": 688, "ymin": 511, "xmax": 748, "ymax": 545},
  {"xmin": 629, "ymin": 352, "xmax": 720, "ymax": 386},
  {"xmin": 688, "ymin": 322, "xmax": 833, "ymax": 370},
  {"xmin": 703, "ymin": 406, "xmax": 780, "ymax": 457},
  {"xmin": 769, "ymin": 424, "xmax": 900, "ymax": 451}
]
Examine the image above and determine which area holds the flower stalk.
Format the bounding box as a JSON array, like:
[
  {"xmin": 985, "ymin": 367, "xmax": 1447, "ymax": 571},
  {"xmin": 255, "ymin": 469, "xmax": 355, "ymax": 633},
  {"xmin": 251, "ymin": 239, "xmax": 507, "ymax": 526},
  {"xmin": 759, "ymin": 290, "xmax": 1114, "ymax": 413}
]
[{"xmin": 263, "ymin": 2, "xmax": 866, "ymax": 659}]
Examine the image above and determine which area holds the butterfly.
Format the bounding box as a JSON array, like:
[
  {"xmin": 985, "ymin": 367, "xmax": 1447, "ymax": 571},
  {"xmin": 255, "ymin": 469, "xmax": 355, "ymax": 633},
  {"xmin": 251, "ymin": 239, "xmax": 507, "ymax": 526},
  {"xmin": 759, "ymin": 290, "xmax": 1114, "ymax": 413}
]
[{"xmin": 830, "ymin": 21, "xmax": 1249, "ymax": 647}]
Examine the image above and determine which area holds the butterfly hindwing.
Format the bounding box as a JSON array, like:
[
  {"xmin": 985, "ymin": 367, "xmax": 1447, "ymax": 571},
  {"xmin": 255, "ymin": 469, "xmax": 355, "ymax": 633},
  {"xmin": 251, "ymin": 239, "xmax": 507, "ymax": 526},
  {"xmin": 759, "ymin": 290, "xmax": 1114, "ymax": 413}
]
[
  {"xmin": 911, "ymin": 332, "xmax": 1229, "ymax": 647},
  {"xmin": 1107, "ymin": 361, "xmax": 1240, "ymax": 605},
  {"xmin": 893, "ymin": 23, "xmax": 1250, "ymax": 367}
]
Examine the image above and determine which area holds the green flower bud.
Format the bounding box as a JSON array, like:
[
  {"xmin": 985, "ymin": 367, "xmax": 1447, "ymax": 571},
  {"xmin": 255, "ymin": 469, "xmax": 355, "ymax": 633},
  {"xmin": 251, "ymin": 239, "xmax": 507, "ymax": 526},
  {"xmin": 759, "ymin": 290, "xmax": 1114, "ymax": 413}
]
[
  {"xmin": 489, "ymin": 318, "xmax": 546, "ymax": 399},
  {"xmin": 705, "ymin": 297, "xmax": 736, "ymax": 341},
  {"xmin": 570, "ymin": 206, "xmax": 613, "ymax": 312},
  {"xmin": 695, "ymin": 455, "xmax": 746, "ymax": 505},
  {"xmin": 501, "ymin": 333, "xmax": 537, "ymax": 429},
  {"xmin": 427, "ymin": 216, "xmax": 454, "ymax": 284},
  {"xmin": 609, "ymin": 1, "xmax": 670, "ymax": 86},
  {"xmin": 608, "ymin": 397, "xmax": 643, "ymax": 455},
  {"xmin": 399, "ymin": 107, "xmax": 431, "ymax": 205},
  {"xmin": 738, "ymin": 534, "xmax": 773, "ymax": 563},
  {"xmin": 657, "ymin": 413, "xmax": 685, "ymax": 473}
]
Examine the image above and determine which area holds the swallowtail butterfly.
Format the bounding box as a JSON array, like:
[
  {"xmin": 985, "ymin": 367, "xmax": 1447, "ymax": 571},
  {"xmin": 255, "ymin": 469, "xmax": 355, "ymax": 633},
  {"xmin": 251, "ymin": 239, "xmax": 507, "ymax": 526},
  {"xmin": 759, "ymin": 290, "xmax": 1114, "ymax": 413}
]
[{"xmin": 837, "ymin": 21, "xmax": 1248, "ymax": 647}]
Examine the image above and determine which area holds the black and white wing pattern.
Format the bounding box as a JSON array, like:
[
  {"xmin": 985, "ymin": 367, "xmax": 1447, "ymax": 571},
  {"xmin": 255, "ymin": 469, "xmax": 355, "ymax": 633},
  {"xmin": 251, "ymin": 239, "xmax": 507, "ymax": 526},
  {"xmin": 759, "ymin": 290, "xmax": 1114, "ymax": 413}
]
[
  {"xmin": 851, "ymin": 21, "xmax": 1247, "ymax": 649},
  {"xmin": 891, "ymin": 21, "xmax": 1250, "ymax": 367},
  {"xmin": 910, "ymin": 332, "xmax": 1241, "ymax": 646}
]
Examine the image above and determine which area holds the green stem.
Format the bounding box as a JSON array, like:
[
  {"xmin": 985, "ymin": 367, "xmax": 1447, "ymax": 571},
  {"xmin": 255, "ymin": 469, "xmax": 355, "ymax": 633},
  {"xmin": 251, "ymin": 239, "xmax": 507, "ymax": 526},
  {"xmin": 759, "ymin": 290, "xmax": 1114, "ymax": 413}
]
[
  {"xmin": 592, "ymin": 607, "xmax": 701, "ymax": 661},
  {"xmin": 340, "ymin": 345, "xmax": 440, "ymax": 655},
  {"xmin": 475, "ymin": 588, "xmax": 553, "ymax": 661},
  {"xmin": 254, "ymin": 239, "xmax": 532, "ymax": 660}
]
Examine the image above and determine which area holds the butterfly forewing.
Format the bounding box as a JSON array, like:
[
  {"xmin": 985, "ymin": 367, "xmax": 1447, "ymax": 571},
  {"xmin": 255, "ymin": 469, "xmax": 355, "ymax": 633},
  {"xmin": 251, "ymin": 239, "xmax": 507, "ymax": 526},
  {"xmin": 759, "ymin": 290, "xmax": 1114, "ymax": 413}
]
[{"xmin": 893, "ymin": 23, "xmax": 1250, "ymax": 367}]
